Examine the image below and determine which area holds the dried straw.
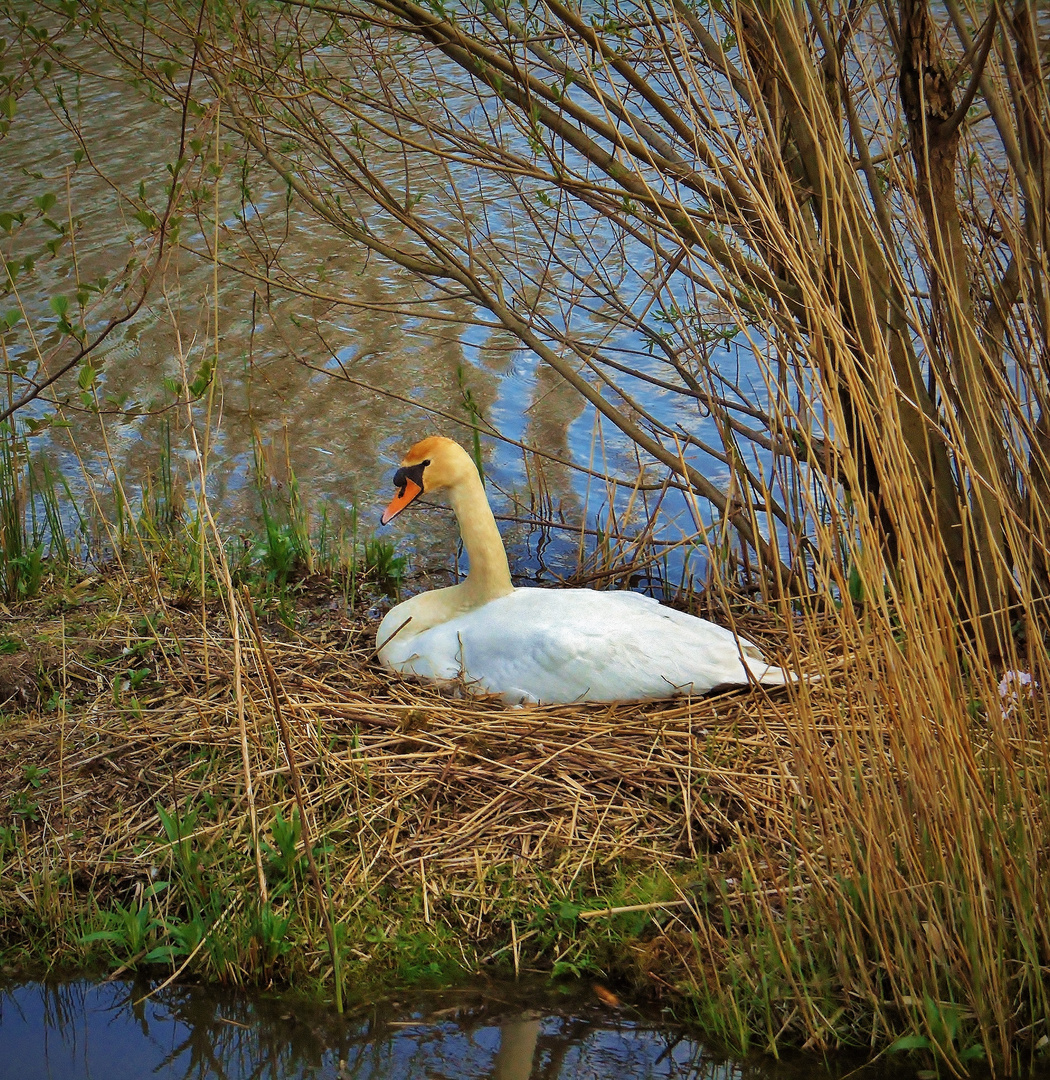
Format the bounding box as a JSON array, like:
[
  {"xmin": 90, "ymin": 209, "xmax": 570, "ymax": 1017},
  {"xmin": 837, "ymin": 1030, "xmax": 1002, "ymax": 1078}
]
[{"xmin": 0, "ymin": 577, "xmax": 830, "ymax": 933}]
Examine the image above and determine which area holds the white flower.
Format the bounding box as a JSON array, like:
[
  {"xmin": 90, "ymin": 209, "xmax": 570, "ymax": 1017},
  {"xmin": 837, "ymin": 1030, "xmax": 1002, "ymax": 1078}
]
[{"xmin": 998, "ymin": 670, "xmax": 1036, "ymax": 718}]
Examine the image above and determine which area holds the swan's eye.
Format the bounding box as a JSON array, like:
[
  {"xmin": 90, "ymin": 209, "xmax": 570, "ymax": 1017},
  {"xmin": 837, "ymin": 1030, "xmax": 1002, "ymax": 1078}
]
[{"xmin": 423, "ymin": 459, "xmax": 430, "ymax": 467}]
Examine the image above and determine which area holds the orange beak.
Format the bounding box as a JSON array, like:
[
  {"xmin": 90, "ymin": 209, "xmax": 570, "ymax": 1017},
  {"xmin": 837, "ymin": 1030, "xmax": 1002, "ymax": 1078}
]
[{"xmin": 381, "ymin": 478, "xmax": 423, "ymax": 525}]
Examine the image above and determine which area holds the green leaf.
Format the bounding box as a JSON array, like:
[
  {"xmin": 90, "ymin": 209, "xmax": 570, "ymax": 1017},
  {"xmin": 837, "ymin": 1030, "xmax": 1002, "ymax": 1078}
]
[
  {"xmin": 34, "ymin": 192, "xmax": 56, "ymax": 214},
  {"xmin": 49, "ymin": 294, "xmax": 69, "ymax": 317},
  {"xmin": 77, "ymin": 363, "xmax": 96, "ymax": 390},
  {"xmin": 156, "ymin": 801, "xmax": 174, "ymax": 838},
  {"xmin": 143, "ymin": 945, "xmax": 178, "ymax": 964},
  {"xmin": 188, "ymin": 359, "xmax": 213, "ymax": 397},
  {"xmin": 133, "ymin": 209, "xmax": 158, "ymax": 231},
  {"xmin": 888, "ymin": 1035, "xmax": 932, "ymax": 1052},
  {"xmin": 2, "ymin": 310, "xmax": 20, "ymax": 329},
  {"xmin": 0, "ymin": 95, "xmax": 15, "ymax": 120},
  {"xmin": 79, "ymin": 930, "xmax": 125, "ymax": 944}
]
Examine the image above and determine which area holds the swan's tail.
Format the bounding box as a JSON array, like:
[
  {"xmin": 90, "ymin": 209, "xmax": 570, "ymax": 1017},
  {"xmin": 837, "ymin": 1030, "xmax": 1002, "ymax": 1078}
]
[{"xmin": 743, "ymin": 656, "xmax": 815, "ymax": 686}]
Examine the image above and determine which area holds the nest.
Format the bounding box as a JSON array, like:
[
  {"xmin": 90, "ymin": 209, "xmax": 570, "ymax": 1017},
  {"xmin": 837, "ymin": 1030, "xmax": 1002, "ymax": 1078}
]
[{"xmin": 0, "ymin": 572, "xmax": 843, "ymax": 988}]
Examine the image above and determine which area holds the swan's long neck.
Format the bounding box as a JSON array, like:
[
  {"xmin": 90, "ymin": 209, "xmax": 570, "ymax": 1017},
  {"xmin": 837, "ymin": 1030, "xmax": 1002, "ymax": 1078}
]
[{"xmin": 449, "ymin": 468, "xmax": 514, "ymax": 604}]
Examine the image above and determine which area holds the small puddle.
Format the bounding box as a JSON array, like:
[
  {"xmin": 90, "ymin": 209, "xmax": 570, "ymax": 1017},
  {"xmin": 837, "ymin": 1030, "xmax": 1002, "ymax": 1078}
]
[{"xmin": 0, "ymin": 978, "xmax": 843, "ymax": 1080}]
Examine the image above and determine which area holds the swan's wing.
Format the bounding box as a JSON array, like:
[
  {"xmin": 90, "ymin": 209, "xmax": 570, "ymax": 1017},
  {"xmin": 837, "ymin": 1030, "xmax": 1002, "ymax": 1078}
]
[
  {"xmin": 384, "ymin": 588, "xmax": 792, "ymax": 704},
  {"xmin": 600, "ymin": 591, "xmax": 795, "ymax": 682},
  {"xmin": 451, "ymin": 590, "xmax": 763, "ymax": 703}
]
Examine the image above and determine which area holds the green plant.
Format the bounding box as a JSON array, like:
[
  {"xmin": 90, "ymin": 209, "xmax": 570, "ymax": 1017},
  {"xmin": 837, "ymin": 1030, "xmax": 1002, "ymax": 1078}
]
[
  {"xmin": 21, "ymin": 763, "xmax": 48, "ymax": 789},
  {"xmin": 79, "ymin": 883, "xmax": 173, "ymax": 967},
  {"xmin": 253, "ymin": 444, "xmax": 313, "ymax": 591},
  {"xmin": 0, "ymin": 427, "xmax": 42, "ymax": 601},
  {"xmin": 127, "ymin": 666, "xmax": 151, "ymax": 692},
  {"xmin": 262, "ymin": 806, "xmax": 304, "ymax": 889},
  {"xmin": 164, "ymin": 910, "xmax": 208, "ymax": 959},
  {"xmin": 157, "ymin": 800, "xmax": 205, "ymax": 901},
  {"xmin": 37, "ymin": 458, "xmax": 77, "ymax": 567},
  {"xmin": 251, "ymin": 901, "xmax": 294, "ymax": 973},
  {"xmin": 8, "ymin": 791, "xmax": 39, "ymax": 822},
  {"xmin": 888, "ymin": 996, "xmax": 987, "ymax": 1065},
  {"xmin": 316, "ymin": 504, "xmax": 360, "ymax": 609},
  {"xmin": 0, "ymin": 425, "xmax": 79, "ymax": 600},
  {"xmin": 256, "ymin": 508, "xmax": 303, "ymax": 587},
  {"xmin": 139, "ymin": 417, "xmax": 183, "ymax": 535},
  {"xmin": 362, "ymin": 536, "xmax": 406, "ymax": 597}
]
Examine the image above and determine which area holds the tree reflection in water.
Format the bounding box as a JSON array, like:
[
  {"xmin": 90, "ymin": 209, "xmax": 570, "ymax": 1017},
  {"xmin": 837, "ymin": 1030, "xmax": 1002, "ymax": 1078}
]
[{"xmin": 0, "ymin": 979, "xmax": 734, "ymax": 1080}]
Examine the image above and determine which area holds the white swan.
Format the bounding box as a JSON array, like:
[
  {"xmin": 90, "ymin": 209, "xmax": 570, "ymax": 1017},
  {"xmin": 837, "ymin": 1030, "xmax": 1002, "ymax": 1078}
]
[{"xmin": 376, "ymin": 437, "xmax": 799, "ymax": 704}]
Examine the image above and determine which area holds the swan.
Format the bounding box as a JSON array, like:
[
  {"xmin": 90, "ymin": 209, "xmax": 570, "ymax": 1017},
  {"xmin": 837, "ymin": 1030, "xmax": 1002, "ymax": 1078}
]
[{"xmin": 375, "ymin": 436, "xmax": 800, "ymax": 704}]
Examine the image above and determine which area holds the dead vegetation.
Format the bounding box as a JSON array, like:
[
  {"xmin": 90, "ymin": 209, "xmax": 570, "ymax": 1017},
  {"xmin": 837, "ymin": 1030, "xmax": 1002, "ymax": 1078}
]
[
  {"xmin": 0, "ymin": 573, "xmax": 828, "ymax": 921},
  {"xmin": 0, "ymin": 570, "xmax": 827, "ymax": 977},
  {"xmin": 0, "ymin": 554, "xmax": 1047, "ymax": 1063}
]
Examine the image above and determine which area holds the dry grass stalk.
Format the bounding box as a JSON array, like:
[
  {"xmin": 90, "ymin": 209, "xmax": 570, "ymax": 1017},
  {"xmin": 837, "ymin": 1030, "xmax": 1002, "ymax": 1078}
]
[{"xmin": 1, "ymin": 574, "xmax": 821, "ymax": 888}]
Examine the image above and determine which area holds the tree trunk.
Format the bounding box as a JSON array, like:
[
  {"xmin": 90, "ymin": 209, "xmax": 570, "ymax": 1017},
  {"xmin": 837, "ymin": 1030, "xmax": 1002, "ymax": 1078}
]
[{"xmin": 899, "ymin": 0, "xmax": 1011, "ymax": 652}]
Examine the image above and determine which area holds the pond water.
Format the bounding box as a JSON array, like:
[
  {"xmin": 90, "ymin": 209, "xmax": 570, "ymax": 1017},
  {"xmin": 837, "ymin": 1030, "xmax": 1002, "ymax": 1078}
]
[
  {"xmin": 0, "ymin": 16, "xmax": 768, "ymax": 591},
  {"xmin": 0, "ymin": 978, "xmax": 856, "ymax": 1080}
]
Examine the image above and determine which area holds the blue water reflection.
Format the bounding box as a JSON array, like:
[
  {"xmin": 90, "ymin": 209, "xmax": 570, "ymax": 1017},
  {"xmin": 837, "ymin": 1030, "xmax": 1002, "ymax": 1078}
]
[{"xmin": 0, "ymin": 979, "xmax": 730, "ymax": 1080}]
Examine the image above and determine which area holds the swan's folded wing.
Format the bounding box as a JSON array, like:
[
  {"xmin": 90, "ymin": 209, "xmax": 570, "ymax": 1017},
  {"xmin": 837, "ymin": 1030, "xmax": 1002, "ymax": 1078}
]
[
  {"xmin": 382, "ymin": 588, "xmax": 789, "ymax": 704},
  {"xmin": 449, "ymin": 589, "xmax": 757, "ymax": 703}
]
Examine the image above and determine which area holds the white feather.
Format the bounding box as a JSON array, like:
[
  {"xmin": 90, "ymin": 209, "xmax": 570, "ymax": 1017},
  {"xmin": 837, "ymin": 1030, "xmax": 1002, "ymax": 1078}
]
[{"xmin": 379, "ymin": 586, "xmax": 794, "ymax": 704}]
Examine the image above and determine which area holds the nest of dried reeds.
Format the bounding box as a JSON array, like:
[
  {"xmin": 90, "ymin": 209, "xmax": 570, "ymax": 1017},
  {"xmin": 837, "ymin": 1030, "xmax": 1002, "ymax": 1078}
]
[
  {"xmin": 0, "ymin": 571, "xmax": 843, "ymax": 984},
  {"xmin": 4, "ymin": 566, "xmax": 1050, "ymax": 1064}
]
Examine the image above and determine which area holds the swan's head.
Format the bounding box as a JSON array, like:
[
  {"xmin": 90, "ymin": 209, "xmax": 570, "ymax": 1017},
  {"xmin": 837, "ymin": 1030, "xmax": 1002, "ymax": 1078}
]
[{"xmin": 381, "ymin": 437, "xmax": 477, "ymax": 524}]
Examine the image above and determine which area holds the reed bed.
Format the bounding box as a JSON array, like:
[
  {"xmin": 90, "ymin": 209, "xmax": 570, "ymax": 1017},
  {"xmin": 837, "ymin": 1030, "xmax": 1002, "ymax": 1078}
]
[
  {"xmin": 0, "ymin": 415, "xmax": 1046, "ymax": 1065},
  {"xmin": 0, "ymin": 577, "xmax": 820, "ymax": 909},
  {"xmin": 2, "ymin": 564, "xmax": 1047, "ymax": 1067}
]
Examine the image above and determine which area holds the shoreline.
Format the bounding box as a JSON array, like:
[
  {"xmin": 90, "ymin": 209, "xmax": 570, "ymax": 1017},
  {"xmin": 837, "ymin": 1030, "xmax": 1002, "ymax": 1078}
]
[
  {"xmin": 1, "ymin": 566, "xmax": 1047, "ymax": 1070},
  {"xmin": 0, "ymin": 568, "xmax": 815, "ymax": 1017}
]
